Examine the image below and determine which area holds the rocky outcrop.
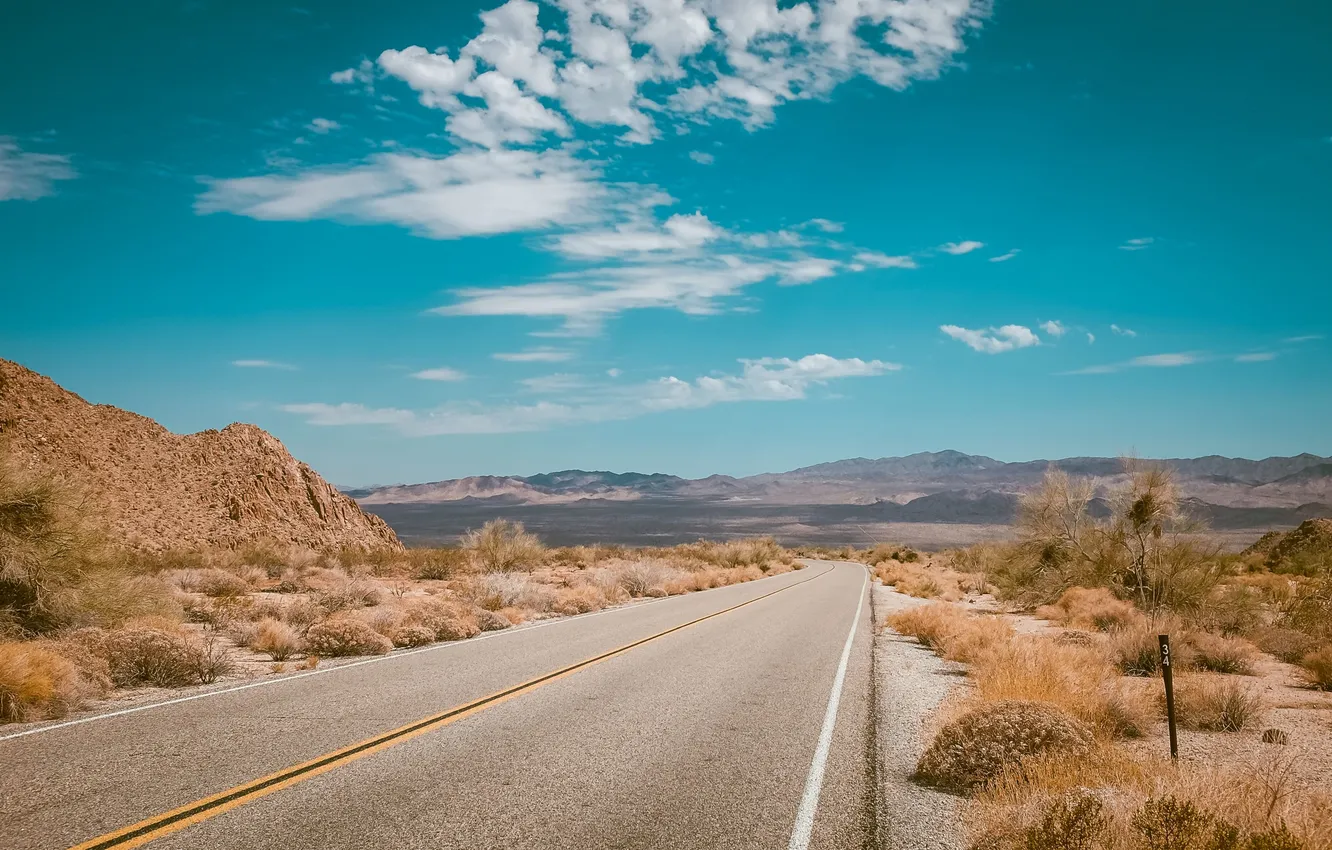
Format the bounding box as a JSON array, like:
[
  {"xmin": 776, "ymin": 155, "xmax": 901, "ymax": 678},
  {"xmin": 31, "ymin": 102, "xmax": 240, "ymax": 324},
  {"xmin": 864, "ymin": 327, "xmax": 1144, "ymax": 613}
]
[{"xmin": 0, "ymin": 359, "xmax": 401, "ymax": 552}]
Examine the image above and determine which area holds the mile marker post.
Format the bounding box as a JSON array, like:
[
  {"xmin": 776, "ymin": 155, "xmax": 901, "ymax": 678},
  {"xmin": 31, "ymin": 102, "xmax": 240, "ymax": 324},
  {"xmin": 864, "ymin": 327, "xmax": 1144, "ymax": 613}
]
[{"xmin": 1159, "ymin": 634, "xmax": 1178, "ymax": 760}]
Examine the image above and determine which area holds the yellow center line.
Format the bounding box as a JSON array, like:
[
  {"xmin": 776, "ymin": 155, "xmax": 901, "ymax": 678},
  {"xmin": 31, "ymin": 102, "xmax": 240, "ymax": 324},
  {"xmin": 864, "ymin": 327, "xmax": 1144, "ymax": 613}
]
[{"xmin": 69, "ymin": 565, "xmax": 838, "ymax": 850}]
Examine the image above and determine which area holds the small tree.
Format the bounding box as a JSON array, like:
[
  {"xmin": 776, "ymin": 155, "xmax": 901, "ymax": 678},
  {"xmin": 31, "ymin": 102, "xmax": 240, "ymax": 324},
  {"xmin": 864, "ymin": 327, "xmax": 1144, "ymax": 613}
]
[
  {"xmin": 1006, "ymin": 459, "xmax": 1224, "ymax": 612},
  {"xmin": 461, "ymin": 519, "xmax": 544, "ymax": 573}
]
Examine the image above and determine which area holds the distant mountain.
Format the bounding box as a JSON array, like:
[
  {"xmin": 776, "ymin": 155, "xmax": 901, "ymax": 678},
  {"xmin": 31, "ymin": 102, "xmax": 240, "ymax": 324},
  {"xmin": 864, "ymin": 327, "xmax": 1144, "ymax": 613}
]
[{"xmin": 350, "ymin": 452, "xmax": 1332, "ymax": 530}]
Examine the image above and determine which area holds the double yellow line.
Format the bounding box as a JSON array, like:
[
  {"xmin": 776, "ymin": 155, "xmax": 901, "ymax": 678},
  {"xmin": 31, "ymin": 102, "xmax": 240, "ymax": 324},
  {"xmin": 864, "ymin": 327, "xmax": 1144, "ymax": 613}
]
[{"xmin": 70, "ymin": 566, "xmax": 833, "ymax": 850}]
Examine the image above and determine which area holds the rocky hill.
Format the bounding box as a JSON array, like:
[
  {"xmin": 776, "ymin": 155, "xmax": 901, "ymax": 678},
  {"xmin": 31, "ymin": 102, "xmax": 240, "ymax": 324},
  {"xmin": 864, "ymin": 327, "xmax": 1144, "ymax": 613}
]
[{"xmin": 0, "ymin": 359, "xmax": 400, "ymax": 552}]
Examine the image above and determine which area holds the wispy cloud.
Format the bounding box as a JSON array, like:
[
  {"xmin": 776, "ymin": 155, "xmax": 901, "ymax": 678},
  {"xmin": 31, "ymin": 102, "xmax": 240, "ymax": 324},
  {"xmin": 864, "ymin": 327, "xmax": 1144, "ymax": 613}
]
[
  {"xmin": 854, "ymin": 251, "xmax": 917, "ymax": 269},
  {"xmin": 1086, "ymin": 332, "xmax": 1096, "ymax": 344},
  {"xmin": 281, "ymin": 353, "xmax": 898, "ymax": 435},
  {"xmin": 232, "ymin": 359, "xmax": 298, "ymax": 370},
  {"xmin": 939, "ymin": 240, "xmax": 984, "ymax": 256},
  {"xmin": 1234, "ymin": 352, "xmax": 1277, "ymax": 363},
  {"xmin": 0, "ymin": 138, "xmax": 77, "ymax": 201},
  {"xmin": 687, "ymin": 151, "xmax": 714, "ymax": 165},
  {"xmin": 1110, "ymin": 324, "xmax": 1137, "ymax": 337},
  {"xmin": 1283, "ymin": 334, "xmax": 1323, "ymax": 343},
  {"xmin": 1063, "ymin": 352, "xmax": 1199, "ymax": 375},
  {"xmin": 1118, "ymin": 237, "xmax": 1155, "ymax": 251},
  {"xmin": 988, "ymin": 249, "xmax": 1020, "ymax": 263},
  {"xmin": 808, "ymin": 219, "xmax": 844, "ymax": 234},
  {"xmin": 520, "ymin": 373, "xmax": 585, "ymax": 393},
  {"xmin": 941, "ymin": 324, "xmax": 1040, "ymax": 354},
  {"xmin": 410, "ymin": 366, "xmax": 467, "ymax": 381},
  {"xmin": 1039, "ymin": 320, "xmax": 1067, "ymax": 338},
  {"xmin": 492, "ymin": 347, "xmax": 573, "ymax": 362}
]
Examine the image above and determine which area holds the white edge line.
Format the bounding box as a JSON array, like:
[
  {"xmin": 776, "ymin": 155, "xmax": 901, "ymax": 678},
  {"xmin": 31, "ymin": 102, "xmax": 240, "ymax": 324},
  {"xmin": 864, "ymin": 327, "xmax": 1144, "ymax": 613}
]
[
  {"xmin": 0, "ymin": 564, "xmax": 817, "ymax": 743},
  {"xmin": 787, "ymin": 567, "xmax": 868, "ymax": 850}
]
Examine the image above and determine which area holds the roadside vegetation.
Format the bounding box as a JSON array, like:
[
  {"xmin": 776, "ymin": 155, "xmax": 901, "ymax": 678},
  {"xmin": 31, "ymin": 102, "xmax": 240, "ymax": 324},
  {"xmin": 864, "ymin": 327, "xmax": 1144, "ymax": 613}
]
[
  {"xmin": 875, "ymin": 460, "xmax": 1332, "ymax": 850},
  {"xmin": 0, "ymin": 457, "xmax": 800, "ymax": 724}
]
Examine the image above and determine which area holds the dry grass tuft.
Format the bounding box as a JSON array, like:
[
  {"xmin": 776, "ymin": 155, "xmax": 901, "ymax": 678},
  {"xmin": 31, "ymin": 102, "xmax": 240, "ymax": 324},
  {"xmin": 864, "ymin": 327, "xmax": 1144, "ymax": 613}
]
[
  {"xmin": 1299, "ymin": 646, "xmax": 1332, "ymax": 690},
  {"xmin": 1037, "ymin": 586, "xmax": 1144, "ymax": 632},
  {"xmin": 887, "ymin": 604, "xmax": 1014, "ymax": 664},
  {"xmin": 876, "ymin": 560, "xmax": 964, "ymax": 600},
  {"xmin": 1172, "ymin": 675, "xmax": 1265, "ymax": 732},
  {"xmin": 916, "ymin": 699, "xmax": 1094, "ymax": 793},
  {"xmin": 251, "ymin": 618, "xmax": 301, "ymax": 661},
  {"xmin": 1185, "ymin": 631, "xmax": 1258, "ymax": 675},
  {"xmin": 0, "ymin": 640, "xmax": 107, "ymax": 722},
  {"xmin": 303, "ymin": 618, "xmax": 392, "ymax": 657}
]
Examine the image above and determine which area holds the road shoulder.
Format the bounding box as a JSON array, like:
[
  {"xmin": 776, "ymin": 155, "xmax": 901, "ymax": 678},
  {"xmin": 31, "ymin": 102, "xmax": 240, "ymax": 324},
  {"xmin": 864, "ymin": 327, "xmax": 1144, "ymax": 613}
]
[{"xmin": 871, "ymin": 581, "xmax": 968, "ymax": 850}]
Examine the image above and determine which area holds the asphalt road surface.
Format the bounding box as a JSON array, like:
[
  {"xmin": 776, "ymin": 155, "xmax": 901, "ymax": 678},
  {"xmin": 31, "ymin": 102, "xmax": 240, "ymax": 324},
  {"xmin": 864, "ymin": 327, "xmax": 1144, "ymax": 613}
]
[{"xmin": 2, "ymin": 561, "xmax": 875, "ymax": 850}]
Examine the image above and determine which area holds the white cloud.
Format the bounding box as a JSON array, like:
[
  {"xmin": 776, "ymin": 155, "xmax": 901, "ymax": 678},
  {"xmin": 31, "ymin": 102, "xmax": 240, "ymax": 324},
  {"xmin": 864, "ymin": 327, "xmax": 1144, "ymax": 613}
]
[
  {"xmin": 1039, "ymin": 320, "xmax": 1066, "ymax": 338},
  {"xmin": 493, "ymin": 347, "xmax": 574, "ymax": 362},
  {"xmin": 808, "ymin": 218, "xmax": 844, "ymax": 233},
  {"xmin": 0, "ymin": 138, "xmax": 77, "ymax": 201},
  {"xmin": 232, "ymin": 359, "xmax": 298, "ymax": 370},
  {"xmin": 988, "ymin": 249, "xmax": 1020, "ymax": 263},
  {"xmin": 551, "ymin": 211, "xmax": 724, "ymax": 259},
  {"xmin": 1234, "ymin": 352, "xmax": 1276, "ymax": 363},
  {"xmin": 688, "ymin": 150, "xmax": 715, "ymax": 165},
  {"xmin": 1110, "ymin": 324, "xmax": 1137, "ymax": 337},
  {"xmin": 197, "ymin": 148, "xmax": 604, "ymax": 239},
  {"xmin": 1086, "ymin": 332, "xmax": 1096, "ymax": 344},
  {"xmin": 307, "ymin": 117, "xmax": 341, "ymax": 134},
  {"xmin": 282, "ymin": 353, "xmax": 898, "ymax": 435},
  {"xmin": 1283, "ymin": 334, "xmax": 1323, "ymax": 343},
  {"xmin": 606, "ymin": 367, "xmax": 622, "ymax": 377},
  {"xmin": 940, "ymin": 324, "xmax": 1040, "ymax": 354},
  {"xmin": 330, "ymin": 60, "xmax": 375, "ymax": 86},
  {"xmin": 520, "ymin": 373, "xmax": 586, "ymax": 393},
  {"xmin": 854, "ymin": 251, "xmax": 917, "ymax": 269},
  {"xmin": 410, "ymin": 366, "xmax": 467, "ymax": 381},
  {"xmin": 1062, "ymin": 352, "xmax": 1200, "ymax": 375},
  {"xmin": 1119, "ymin": 237, "xmax": 1154, "ymax": 251},
  {"xmin": 1130, "ymin": 353, "xmax": 1195, "ymax": 367},
  {"xmin": 939, "ymin": 240, "xmax": 984, "ymax": 255}
]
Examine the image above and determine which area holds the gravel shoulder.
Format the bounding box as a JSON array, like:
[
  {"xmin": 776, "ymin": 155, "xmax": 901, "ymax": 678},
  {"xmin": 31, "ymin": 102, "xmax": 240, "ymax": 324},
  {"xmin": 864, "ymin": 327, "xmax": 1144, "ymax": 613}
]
[{"xmin": 872, "ymin": 581, "xmax": 970, "ymax": 850}]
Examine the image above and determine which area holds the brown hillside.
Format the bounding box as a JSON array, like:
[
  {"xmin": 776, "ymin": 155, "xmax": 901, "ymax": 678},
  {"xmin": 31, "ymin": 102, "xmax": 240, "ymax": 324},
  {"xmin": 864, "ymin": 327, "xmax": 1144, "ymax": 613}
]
[{"xmin": 0, "ymin": 359, "xmax": 401, "ymax": 552}]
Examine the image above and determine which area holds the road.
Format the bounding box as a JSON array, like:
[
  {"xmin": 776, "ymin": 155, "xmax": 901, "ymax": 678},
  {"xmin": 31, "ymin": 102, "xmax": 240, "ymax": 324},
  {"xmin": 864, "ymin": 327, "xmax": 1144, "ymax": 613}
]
[{"xmin": 1, "ymin": 561, "xmax": 875, "ymax": 850}]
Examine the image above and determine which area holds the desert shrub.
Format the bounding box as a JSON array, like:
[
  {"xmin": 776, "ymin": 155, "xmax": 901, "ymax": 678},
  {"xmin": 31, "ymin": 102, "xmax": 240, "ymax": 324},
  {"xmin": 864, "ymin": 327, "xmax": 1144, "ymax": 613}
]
[
  {"xmin": 1037, "ymin": 586, "xmax": 1143, "ymax": 632},
  {"xmin": 316, "ymin": 579, "xmax": 383, "ymax": 613},
  {"xmin": 888, "ymin": 604, "xmax": 1015, "ymax": 664},
  {"xmin": 97, "ymin": 625, "xmax": 211, "ymax": 687},
  {"xmin": 251, "ymin": 619, "xmax": 301, "ymax": 661},
  {"xmin": 462, "ymin": 520, "xmax": 544, "ymax": 572},
  {"xmin": 1299, "ymin": 646, "xmax": 1332, "ymax": 690},
  {"xmin": 550, "ymin": 585, "xmax": 607, "ymax": 615},
  {"xmin": 916, "ymin": 700, "xmax": 1094, "ymax": 793},
  {"xmin": 404, "ymin": 599, "xmax": 480, "ymax": 642},
  {"xmin": 408, "ymin": 548, "xmax": 469, "ymax": 581},
  {"xmin": 1020, "ymin": 791, "xmax": 1109, "ymax": 850},
  {"xmin": 1250, "ymin": 627, "xmax": 1319, "ymax": 665},
  {"xmin": 192, "ymin": 634, "xmax": 235, "ymax": 684},
  {"xmin": 614, "ymin": 559, "xmax": 677, "ymax": 597},
  {"xmin": 281, "ymin": 597, "xmax": 323, "ymax": 632},
  {"xmin": 1109, "ymin": 623, "xmax": 1165, "ymax": 676},
  {"xmin": 0, "ymin": 458, "xmax": 175, "ymax": 635},
  {"xmin": 1127, "ymin": 797, "xmax": 1300, "ymax": 850},
  {"xmin": 1185, "ymin": 632, "xmax": 1257, "ymax": 675},
  {"xmin": 0, "ymin": 640, "xmax": 106, "ymax": 722},
  {"xmin": 194, "ymin": 569, "xmax": 251, "ymax": 599},
  {"xmin": 1172, "ymin": 676, "xmax": 1265, "ymax": 732},
  {"xmin": 471, "ymin": 573, "xmax": 553, "ymax": 613},
  {"xmin": 391, "ymin": 624, "xmax": 436, "ymax": 648},
  {"xmin": 1195, "ymin": 583, "xmax": 1266, "ymax": 637},
  {"xmin": 303, "ymin": 619, "xmax": 392, "ymax": 657},
  {"xmin": 473, "ymin": 609, "xmax": 510, "ymax": 631},
  {"xmin": 1275, "ymin": 579, "xmax": 1332, "ymax": 642}
]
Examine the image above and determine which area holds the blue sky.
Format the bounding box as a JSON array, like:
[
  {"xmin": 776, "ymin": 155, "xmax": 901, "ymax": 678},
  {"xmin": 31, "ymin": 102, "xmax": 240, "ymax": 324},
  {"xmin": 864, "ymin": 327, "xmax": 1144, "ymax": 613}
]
[{"xmin": 3, "ymin": 0, "xmax": 1330, "ymax": 486}]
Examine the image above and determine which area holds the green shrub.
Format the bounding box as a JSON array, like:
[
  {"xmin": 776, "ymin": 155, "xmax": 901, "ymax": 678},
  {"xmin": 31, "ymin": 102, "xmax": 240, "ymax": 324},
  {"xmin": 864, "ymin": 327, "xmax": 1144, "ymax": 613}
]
[{"xmin": 915, "ymin": 700, "xmax": 1094, "ymax": 793}]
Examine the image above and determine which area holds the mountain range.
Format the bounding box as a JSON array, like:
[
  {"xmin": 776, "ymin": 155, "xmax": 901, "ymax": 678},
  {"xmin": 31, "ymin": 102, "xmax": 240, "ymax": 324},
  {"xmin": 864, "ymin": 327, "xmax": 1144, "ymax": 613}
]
[{"xmin": 348, "ymin": 451, "xmax": 1332, "ymax": 534}]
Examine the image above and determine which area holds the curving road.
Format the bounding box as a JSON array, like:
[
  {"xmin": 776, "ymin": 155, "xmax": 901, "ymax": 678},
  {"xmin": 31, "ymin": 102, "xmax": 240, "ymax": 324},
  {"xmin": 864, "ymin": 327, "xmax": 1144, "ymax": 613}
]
[{"xmin": 1, "ymin": 561, "xmax": 875, "ymax": 850}]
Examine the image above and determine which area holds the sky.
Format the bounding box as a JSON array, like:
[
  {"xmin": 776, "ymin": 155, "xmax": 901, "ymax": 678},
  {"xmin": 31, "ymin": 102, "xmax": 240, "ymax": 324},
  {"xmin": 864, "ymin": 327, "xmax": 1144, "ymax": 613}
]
[{"xmin": 2, "ymin": 0, "xmax": 1330, "ymax": 487}]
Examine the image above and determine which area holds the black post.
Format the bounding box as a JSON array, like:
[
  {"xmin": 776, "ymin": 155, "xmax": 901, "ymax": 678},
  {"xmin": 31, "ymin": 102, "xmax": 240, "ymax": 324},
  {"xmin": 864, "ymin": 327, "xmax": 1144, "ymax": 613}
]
[{"xmin": 1159, "ymin": 634, "xmax": 1178, "ymax": 760}]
